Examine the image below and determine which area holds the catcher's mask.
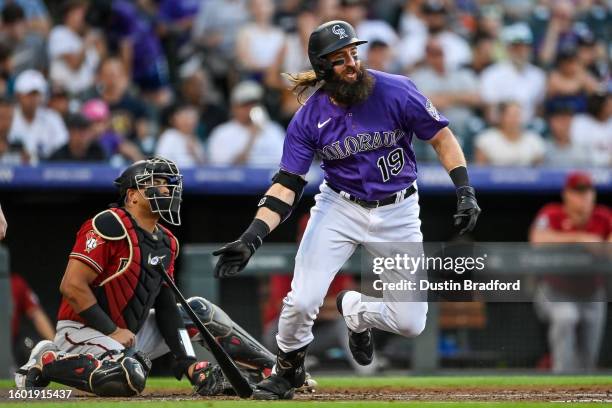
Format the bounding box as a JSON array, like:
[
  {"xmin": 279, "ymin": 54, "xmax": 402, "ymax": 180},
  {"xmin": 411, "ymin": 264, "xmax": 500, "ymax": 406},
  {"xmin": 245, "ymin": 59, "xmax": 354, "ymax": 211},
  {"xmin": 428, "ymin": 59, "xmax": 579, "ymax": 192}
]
[
  {"xmin": 114, "ymin": 156, "xmax": 183, "ymax": 226},
  {"xmin": 308, "ymin": 20, "xmax": 367, "ymax": 80}
]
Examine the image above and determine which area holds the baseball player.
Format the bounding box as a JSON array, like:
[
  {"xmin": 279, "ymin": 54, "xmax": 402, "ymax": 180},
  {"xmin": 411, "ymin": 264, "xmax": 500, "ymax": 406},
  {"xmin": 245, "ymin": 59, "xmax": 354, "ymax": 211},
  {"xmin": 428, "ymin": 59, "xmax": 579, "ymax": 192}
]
[
  {"xmin": 14, "ymin": 157, "xmax": 293, "ymax": 397},
  {"xmin": 213, "ymin": 20, "xmax": 480, "ymax": 400}
]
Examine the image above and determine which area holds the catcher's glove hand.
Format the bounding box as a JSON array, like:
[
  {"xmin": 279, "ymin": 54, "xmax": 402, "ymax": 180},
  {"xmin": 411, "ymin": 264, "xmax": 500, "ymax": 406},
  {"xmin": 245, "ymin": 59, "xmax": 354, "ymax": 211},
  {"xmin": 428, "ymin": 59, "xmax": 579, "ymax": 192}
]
[
  {"xmin": 453, "ymin": 186, "xmax": 481, "ymax": 235},
  {"xmin": 212, "ymin": 239, "xmax": 254, "ymax": 278},
  {"xmin": 190, "ymin": 361, "xmax": 226, "ymax": 396}
]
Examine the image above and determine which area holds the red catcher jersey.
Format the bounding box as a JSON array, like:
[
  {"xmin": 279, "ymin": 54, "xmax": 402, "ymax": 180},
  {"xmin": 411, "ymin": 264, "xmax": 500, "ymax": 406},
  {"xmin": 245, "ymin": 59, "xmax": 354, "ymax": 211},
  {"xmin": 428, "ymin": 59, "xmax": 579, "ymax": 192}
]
[{"xmin": 57, "ymin": 212, "xmax": 177, "ymax": 330}]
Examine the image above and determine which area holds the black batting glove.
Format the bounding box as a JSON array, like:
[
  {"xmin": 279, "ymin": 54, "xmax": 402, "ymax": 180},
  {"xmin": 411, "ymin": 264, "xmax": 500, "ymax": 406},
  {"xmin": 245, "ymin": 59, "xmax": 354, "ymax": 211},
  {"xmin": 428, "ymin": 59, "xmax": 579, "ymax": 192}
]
[
  {"xmin": 212, "ymin": 219, "xmax": 269, "ymax": 278},
  {"xmin": 212, "ymin": 239, "xmax": 254, "ymax": 278},
  {"xmin": 453, "ymin": 186, "xmax": 481, "ymax": 235}
]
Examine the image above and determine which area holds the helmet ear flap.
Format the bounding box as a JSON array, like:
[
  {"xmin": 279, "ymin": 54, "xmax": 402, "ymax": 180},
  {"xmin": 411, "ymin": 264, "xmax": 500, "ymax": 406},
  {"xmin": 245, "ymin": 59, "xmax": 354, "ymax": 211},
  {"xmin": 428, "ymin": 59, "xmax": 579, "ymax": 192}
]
[{"xmin": 315, "ymin": 57, "xmax": 334, "ymax": 80}]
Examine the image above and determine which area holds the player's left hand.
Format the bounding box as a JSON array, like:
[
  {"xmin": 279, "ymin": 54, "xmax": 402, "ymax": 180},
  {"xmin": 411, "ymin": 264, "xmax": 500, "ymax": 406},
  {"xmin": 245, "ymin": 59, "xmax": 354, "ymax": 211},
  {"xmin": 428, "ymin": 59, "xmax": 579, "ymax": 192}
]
[
  {"xmin": 212, "ymin": 240, "xmax": 253, "ymax": 278},
  {"xmin": 189, "ymin": 361, "xmax": 226, "ymax": 396},
  {"xmin": 454, "ymin": 186, "xmax": 481, "ymax": 235}
]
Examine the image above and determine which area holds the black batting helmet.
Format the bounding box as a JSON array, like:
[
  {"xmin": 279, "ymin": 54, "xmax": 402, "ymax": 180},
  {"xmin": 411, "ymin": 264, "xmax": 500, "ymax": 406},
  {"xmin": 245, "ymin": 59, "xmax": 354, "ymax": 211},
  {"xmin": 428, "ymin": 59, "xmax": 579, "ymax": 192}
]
[
  {"xmin": 114, "ymin": 156, "xmax": 183, "ymax": 225},
  {"xmin": 308, "ymin": 20, "xmax": 367, "ymax": 80}
]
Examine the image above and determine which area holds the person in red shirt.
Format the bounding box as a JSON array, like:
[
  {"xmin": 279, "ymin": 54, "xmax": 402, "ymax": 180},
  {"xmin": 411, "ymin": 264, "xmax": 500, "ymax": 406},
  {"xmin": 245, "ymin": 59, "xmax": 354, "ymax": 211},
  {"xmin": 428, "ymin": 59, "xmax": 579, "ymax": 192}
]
[
  {"xmin": 10, "ymin": 273, "xmax": 55, "ymax": 365},
  {"xmin": 529, "ymin": 171, "xmax": 611, "ymax": 373},
  {"xmin": 14, "ymin": 157, "xmax": 227, "ymax": 396}
]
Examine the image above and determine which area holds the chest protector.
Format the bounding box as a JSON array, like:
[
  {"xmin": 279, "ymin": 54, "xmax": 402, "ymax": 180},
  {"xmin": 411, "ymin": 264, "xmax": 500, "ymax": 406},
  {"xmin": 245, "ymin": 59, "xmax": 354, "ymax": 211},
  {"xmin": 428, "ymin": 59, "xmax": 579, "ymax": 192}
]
[{"xmin": 91, "ymin": 208, "xmax": 178, "ymax": 333}]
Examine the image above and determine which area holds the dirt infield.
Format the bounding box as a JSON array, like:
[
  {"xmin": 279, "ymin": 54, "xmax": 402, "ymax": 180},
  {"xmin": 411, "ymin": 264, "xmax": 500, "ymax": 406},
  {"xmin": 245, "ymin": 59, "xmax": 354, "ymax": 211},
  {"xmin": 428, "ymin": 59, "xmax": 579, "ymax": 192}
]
[{"xmin": 8, "ymin": 385, "xmax": 603, "ymax": 403}]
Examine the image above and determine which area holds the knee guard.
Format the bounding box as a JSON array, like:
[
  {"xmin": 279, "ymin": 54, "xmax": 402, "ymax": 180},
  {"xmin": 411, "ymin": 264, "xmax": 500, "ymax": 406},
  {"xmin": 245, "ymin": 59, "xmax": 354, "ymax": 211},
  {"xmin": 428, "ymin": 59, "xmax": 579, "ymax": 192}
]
[
  {"xmin": 179, "ymin": 297, "xmax": 275, "ymax": 380},
  {"xmin": 42, "ymin": 349, "xmax": 152, "ymax": 397}
]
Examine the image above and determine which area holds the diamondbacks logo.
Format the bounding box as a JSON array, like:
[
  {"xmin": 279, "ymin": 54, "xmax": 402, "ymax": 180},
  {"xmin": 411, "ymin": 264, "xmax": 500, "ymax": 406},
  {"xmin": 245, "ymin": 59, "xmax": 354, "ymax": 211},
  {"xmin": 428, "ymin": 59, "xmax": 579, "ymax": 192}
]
[
  {"xmin": 332, "ymin": 24, "xmax": 348, "ymax": 39},
  {"xmin": 425, "ymin": 99, "xmax": 441, "ymax": 121},
  {"xmin": 85, "ymin": 230, "xmax": 104, "ymax": 253}
]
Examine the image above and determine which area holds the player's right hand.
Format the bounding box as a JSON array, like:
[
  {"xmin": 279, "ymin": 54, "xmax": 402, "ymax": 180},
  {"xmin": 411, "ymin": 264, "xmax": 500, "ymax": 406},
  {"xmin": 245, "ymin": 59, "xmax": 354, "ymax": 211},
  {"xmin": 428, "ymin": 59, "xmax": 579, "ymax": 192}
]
[
  {"xmin": 110, "ymin": 327, "xmax": 136, "ymax": 347},
  {"xmin": 212, "ymin": 240, "xmax": 254, "ymax": 278}
]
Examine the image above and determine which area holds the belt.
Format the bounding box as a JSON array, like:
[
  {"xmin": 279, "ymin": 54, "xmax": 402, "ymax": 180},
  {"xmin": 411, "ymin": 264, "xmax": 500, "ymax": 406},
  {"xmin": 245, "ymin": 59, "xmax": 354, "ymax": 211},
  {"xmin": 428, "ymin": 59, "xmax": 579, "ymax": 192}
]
[{"xmin": 327, "ymin": 183, "xmax": 416, "ymax": 209}]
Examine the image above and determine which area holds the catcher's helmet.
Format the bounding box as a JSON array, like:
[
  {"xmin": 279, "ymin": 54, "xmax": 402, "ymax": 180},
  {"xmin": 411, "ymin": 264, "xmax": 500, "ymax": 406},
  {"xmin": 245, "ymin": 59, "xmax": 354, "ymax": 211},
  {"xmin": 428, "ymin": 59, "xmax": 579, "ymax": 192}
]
[
  {"xmin": 308, "ymin": 20, "xmax": 367, "ymax": 80},
  {"xmin": 114, "ymin": 156, "xmax": 183, "ymax": 225}
]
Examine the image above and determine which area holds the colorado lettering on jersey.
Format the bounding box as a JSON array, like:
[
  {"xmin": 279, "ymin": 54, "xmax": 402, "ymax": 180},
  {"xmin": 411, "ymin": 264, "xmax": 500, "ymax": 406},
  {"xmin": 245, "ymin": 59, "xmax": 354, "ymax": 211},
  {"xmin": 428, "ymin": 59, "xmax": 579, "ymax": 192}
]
[{"xmin": 316, "ymin": 129, "xmax": 406, "ymax": 161}]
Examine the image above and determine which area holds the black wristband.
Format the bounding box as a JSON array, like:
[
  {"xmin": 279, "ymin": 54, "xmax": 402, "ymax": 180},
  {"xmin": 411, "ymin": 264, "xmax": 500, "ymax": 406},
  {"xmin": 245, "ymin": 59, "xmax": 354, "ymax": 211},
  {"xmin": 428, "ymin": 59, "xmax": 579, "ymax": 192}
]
[
  {"xmin": 79, "ymin": 304, "xmax": 117, "ymax": 335},
  {"xmin": 449, "ymin": 166, "xmax": 470, "ymax": 188},
  {"xmin": 240, "ymin": 218, "xmax": 270, "ymax": 252}
]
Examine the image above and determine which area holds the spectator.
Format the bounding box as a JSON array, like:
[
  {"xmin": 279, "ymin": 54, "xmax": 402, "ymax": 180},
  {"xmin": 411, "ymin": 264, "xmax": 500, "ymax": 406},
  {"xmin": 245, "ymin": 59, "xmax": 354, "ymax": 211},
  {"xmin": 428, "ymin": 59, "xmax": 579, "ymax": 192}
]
[
  {"xmin": 46, "ymin": 85, "xmax": 70, "ymax": 119},
  {"xmin": 11, "ymin": 272, "xmax": 55, "ymax": 366},
  {"xmin": 545, "ymin": 46, "xmax": 601, "ymax": 113},
  {"xmin": 155, "ymin": 103, "xmax": 205, "ymax": 167},
  {"xmin": 398, "ymin": 0, "xmax": 471, "ymax": 72},
  {"xmin": 0, "ymin": 3, "xmax": 46, "ymax": 75},
  {"xmin": 314, "ymin": 0, "xmax": 341, "ymax": 23},
  {"xmin": 177, "ymin": 60, "xmax": 227, "ymax": 141},
  {"xmin": 474, "ymin": 102, "xmax": 545, "ymax": 166},
  {"xmin": 48, "ymin": 0, "xmax": 102, "ymax": 96},
  {"xmin": 8, "ymin": 70, "xmax": 68, "ymax": 161},
  {"xmin": 235, "ymin": 0, "xmax": 285, "ymax": 81},
  {"xmin": 207, "ymin": 80, "xmax": 284, "ymax": 166},
  {"xmin": 543, "ymin": 104, "xmax": 590, "ymax": 167},
  {"xmin": 81, "ymin": 98, "xmax": 143, "ymax": 165},
  {"xmin": 480, "ymin": 23, "xmax": 546, "ymax": 124},
  {"xmin": 156, "ymin": 0, "xmax": 200, "ymax": 47},
  {"xmin": 366, "ymin": 40, "xmax": 394, "ymax": 72},
  {"xmin": 48, "ymin": 113, "xmax": 106, "ymax": 162},
  {"xmin": 530, "ymin": 171, "xmax": 610, "ymax": 373},
  {"xmin": 569, "ymin": 92, "xmax": 612, "ymax": 167},
  {"xmin": 537, "ymin": 0, "xmax": 581, "ymax": 67},
  {"xmin": 0, "ymin": 0, "xmax": 50, "ymax": 36},
  {"xmin": 412, "ymin": 38, "xmax": 481, "ymax": 141},
  {"xmin": 340, "ymin": 0, "xmax": 399, "ymax": 55},
  {"xmin": 575, "ymin": 26, "xmax": 608, "ymax": 81},
  {"xmin": 465, "ymin": 33, "xmax": 495, "ymax": 76},
  {"xmin": 0, "ymin": 97, "xmax": 28, "ymax": 164},
  {"xmin": 266, "ymin": 7, "xmax": 318, "ymax": 122},
  {"xmin": 191, "ymin": 0, "xmax": 249, "ymax": 82},
  {"xmin": 105, "ymin": 0, "xmax": 171, "ymax": 105},
  {"xmin": 87, "ymin": 57, "xmax": 152, "ymax": 154}
]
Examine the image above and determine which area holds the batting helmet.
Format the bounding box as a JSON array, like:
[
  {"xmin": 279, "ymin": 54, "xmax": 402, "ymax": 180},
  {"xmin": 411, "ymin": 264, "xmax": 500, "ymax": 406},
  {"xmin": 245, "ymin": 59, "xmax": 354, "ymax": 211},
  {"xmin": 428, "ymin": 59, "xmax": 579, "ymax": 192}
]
[
  {"xmin": 114, "ymin": 156, "xmax": 183, "ymax": 225},
  {"xmin": 308, "ymin": 20, "xmax": 367, "ymax": 80}
]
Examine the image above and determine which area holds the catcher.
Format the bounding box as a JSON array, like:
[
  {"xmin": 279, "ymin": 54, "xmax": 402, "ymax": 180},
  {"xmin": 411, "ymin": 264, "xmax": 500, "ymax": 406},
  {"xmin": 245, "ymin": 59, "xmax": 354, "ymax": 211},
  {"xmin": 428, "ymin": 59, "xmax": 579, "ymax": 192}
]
[{"xmin": 15, "ymin": 157, "xmax": 309, "ymax": 396}]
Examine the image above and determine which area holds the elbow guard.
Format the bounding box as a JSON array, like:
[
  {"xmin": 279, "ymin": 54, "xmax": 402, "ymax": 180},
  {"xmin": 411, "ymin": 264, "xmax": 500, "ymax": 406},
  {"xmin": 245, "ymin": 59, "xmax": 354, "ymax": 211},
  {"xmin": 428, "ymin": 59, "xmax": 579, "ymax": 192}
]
[{"xmin": 258, "ymin": 170, "xmax": 307, "ymax": 223}]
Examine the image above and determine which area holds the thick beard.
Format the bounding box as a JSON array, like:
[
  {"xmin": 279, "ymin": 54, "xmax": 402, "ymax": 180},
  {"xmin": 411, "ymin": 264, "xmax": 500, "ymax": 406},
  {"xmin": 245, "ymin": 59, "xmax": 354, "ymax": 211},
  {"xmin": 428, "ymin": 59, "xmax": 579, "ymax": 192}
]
[{"xmin": 323, "ymin": 66, "xmax": 375, "ymax": 106}]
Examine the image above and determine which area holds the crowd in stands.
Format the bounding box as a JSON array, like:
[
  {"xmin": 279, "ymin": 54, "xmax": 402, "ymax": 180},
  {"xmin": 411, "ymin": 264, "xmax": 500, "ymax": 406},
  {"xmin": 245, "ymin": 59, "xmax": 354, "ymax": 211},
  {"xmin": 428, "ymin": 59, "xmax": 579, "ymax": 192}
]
[{"xmin": 0, "ymin": 0, "xmax": 608, "ymax": 168}]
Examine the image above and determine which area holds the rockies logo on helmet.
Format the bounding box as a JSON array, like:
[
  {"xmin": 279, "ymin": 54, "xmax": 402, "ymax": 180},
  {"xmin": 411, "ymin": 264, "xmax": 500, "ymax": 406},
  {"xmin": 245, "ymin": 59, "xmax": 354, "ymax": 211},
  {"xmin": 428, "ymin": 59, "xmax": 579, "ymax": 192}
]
[{"xmin": 331, "ymin": 24, "xmax": 348, "ymax": 39}]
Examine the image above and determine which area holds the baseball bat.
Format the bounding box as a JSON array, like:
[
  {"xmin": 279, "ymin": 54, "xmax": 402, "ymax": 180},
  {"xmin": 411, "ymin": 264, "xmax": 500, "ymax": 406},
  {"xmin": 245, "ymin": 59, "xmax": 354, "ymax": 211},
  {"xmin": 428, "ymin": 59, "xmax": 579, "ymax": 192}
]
[{"xmin": 154, "ymin": 262, "xmax": 253, "ymax": 398}]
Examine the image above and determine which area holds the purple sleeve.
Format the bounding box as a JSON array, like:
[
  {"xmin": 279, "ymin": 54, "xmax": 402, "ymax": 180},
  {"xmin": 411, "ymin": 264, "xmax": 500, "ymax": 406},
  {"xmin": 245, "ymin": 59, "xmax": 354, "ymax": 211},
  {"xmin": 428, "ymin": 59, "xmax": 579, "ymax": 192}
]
[
  {"xmin": 401, "ymin": 78, "xmax": 449, "ymax": 141},
  {"xmin": 279, "ymin": 114, "xmax": 315, "ymax": 175}
]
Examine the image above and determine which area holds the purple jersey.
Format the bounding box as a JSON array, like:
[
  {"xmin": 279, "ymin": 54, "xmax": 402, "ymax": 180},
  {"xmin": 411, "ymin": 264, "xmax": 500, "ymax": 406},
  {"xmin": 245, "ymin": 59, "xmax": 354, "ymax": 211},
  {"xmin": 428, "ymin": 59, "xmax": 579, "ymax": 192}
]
[{"xmin": 280, "ymin": 70, "xmax": 449, "ymax": 201}]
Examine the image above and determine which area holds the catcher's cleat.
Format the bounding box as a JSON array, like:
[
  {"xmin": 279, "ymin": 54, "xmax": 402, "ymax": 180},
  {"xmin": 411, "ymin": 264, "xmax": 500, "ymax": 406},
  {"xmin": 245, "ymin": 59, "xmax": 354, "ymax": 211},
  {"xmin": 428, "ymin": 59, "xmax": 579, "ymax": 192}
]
[
  {"xmin": 295, "ymin": 372, "xmax": 317, "ymax": 394},
  {"xmin": 15, "ymin": 340, "xmax": 59, "ymax": 389},
  {"xmin": 336, "ymin": 290, "xmax": 374, "ymax": 366},
  {"xmin": 253, "ymin": 374, "xmax": 295, "ymax": 400}
]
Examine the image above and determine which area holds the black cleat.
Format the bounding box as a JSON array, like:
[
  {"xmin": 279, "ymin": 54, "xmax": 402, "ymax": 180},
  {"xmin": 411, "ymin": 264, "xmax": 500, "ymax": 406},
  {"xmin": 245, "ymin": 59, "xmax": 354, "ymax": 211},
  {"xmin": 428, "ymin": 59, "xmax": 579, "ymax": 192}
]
[
  {"xmin": 253, "ymin": 375, "xmax": 295, "ymax": 400},
  {"xmin": 336, "ymin": 290, "xmax": 374, "ymax": 366}
]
